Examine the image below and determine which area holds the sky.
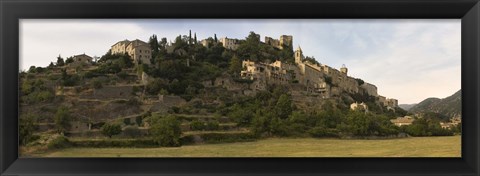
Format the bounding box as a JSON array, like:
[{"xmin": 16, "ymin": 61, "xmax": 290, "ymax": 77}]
[{"xmin": 19, "ymin": 19, "xmax": 461, "ymax": 104}]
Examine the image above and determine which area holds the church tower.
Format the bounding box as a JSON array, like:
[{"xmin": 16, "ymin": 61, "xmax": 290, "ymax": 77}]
[
  {"xmin": 340, "ymin": 64, "xmax": 348, "ymax": 75},
  {"xmin": 295, "ymin": 46, "xmax": 304, "ymax": 64}
]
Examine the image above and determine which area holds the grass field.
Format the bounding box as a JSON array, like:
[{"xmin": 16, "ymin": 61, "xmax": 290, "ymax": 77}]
[{"xmin": 30, "ymin": 136, "xmax": 461, "ymax": 157}]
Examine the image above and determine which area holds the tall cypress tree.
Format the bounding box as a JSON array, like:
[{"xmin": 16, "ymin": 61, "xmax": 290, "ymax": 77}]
[
  {"xmin": 149, "ymin": 34, "xmax": 159, "ymax": 53},
  {"xmin": 194, "ymin": 33, "xmax": 197, "ymax": 44},
  {"xmin": 189, "ymin": 30, "xmax": 192, "ymax": 45}
]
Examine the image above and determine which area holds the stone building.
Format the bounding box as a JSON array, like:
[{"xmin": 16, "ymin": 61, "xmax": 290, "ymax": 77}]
[
  {"xmin": 219, "ymin": 37, "xmax": 241, "ymax": 50},
  {"xmin": 386, "ymin": 98, "xmax": 398, "ymax": 107},
  {"xmin": 111, "ymin": 40, "xmax": 130, "ymax": 54},
  {"xmin": 69, "ymin": 54, "xmax": 93, "ymax": 67},
  {"xmin": 361, "ymin": 83, "xmax": 378, "ymax": 97},
  {"xmin": 390, "ymin": 116, "xmax": 414, "ymax": 126},
  {"xmin": 264, "ymin": 35, "xmax": 293, "ymax": 50},
  {"xmin": 200, "ymin": 38, "xmax": 217, "ymax": 48},
  {"xmin": 238, "ymin": 45, "xmax": 399, "ymax": 105},
  {"xmin": 241, "ymin": 60, "xmax": 294, "ymax": 90},
  {"xmin": 72, "ymin": 54, "xmax": 93, "ymax": 64},
  {"xmin": 350, "ymin": 102, "xmax": 368, "ymax": 111},
  {"xmin": 111, "ymin": 39, "xmax": 152, "ymax": 65}
]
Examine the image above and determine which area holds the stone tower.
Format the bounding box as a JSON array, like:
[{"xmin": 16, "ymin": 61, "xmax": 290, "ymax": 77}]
[
  {"xmin": 279, "ymin": 35, "xmax": 293, "ymax": 49},
  {"xmin": 340, "ymin": 64, "xmax": 348, "ymax": 75},
  {"xmin": 295, "ymin": 46, "xmax": 304, "ymax": 64}
]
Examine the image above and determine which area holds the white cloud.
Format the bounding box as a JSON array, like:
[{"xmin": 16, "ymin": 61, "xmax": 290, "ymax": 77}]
[{"xmin": 344, "ymin": 20, "xmax": 460, "ymax": 104}]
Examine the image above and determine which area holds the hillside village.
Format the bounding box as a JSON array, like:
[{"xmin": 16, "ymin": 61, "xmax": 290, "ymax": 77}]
[{"xmin": 19, "ymin": 31, "xmax": 461, "ymax": 153}]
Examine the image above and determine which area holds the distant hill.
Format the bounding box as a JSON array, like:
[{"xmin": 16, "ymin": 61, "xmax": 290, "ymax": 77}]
[
  {"xmin": 398, "ymin": 104, "xmax": 417, "ymax": 111},
  {"xmin": 409, "ymin": 90, "xmax": 461, "ymax": 118}
]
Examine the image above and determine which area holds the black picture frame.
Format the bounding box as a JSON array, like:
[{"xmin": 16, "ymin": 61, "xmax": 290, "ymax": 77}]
[{"xmin": 1, "ymin": 0, "xmax": 479, "ymax": 175}]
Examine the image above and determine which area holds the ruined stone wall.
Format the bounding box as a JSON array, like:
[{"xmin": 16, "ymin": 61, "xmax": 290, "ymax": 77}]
[
  {"xmin": 361, "ymin": 83, "xmax": 378, "ymax": 97},
  {"xmin": 159, "ymin": 95, "xmax": 187, "ymax": 106},
  {"xmin": 80, "ymin": 85, "xmax": 134, "ymax": 99},
  {"xmin": 265, "ymin": 36, "xmax": 280, "ymax": 49},
  {"xmin": 378, "ymin": 96, "xmax": 387, "ymax": 106},
  {"xmin": 279, "ymin": 35, "xmax": 293, "ymax": 49},
  {"xmin": 56, "ymin": 86, "xmax": 81, "ymax": 96},
  {"xmin": 70, "ymin": 121, "xmax": 90, "ymax": 132},
  {"xmin": 297, "ymin": 64, "xmax": 323, "ymax": 86},
  {"xmin": 386, "ymin": 98, "xmax": 398, "ymax": 107},
  {"xmin": 214, "ymin": 76, "xmax": 250, "ymax": 91}
]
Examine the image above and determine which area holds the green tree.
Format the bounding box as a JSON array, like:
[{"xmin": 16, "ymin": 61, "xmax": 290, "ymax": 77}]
[
  {"xmin": 189, "ymin": 120, "xmax": 205, "ymax": 131},
  {"xmin": 205, "ymin": 121, "xmax": 220, "ymax": 131},
  {"xmin": 149, "ymin": 114, "xmax": 182, "ymax": 147},
  {"xmin": 28, "ymin": 66, "xmax": 37, "ymax": 73},
  {"xmin": 101, "ymin": 123, "xmax": 122, "ymax": 138},
  {"xmin": 194, "ymin": 33, "xmax": 197, "ymax": 44},
  {"xmin": 229, "ymin": 103, "xmax": 255, "ymax": 127},
  {"xmin": 19, "ymin": 114, "xmax": 37, "ymax": 145},
  {"xmin": 173, "ymin": 35, "xmax": 188, "ymax": 51},
  {"xmin": 149, "ymin": 34, "xmax": 160, "ymax": 52},
  {"xmin": 275, "ymin": 94, "xmax": 293, "ymax": 119},
  {"xmin": 56, "ymin": 55, "xmax": 65, "ymax": 66},
  {"xmin": 54, "ymin": 106, "xmax": 71, "ymax": 134},
  {"xmin": 123, "ymin": 125, "xmax": 142, "ymax": 138},
  {"xmin": 159, "ymin": 37, "xmax": 168, "ymax": 51},
  {"xmin": 251, "ymin": 109, "xmax": 288, "ymax": 137},
  {"xmin": 237, "ymin": 31, "xmax": 261, "ymax": 61},
  {"xmin": 65, "ymin": 57, "xmax": 74, "ymax": 64},
  {"xmin": 228, "ymin": 55, "xmax": 242, "ymax": 77}
]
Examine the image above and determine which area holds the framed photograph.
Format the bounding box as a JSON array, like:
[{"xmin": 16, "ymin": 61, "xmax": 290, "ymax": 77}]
[{"xmin": 1, "ymin": 0, "xmax": 479, "ymax": 175}]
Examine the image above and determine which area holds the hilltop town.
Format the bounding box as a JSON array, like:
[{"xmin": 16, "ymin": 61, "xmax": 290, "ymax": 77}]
[
  {"xmin": 110, "ymin": 33, "xmax": 399, "ymax": 110},
  {"xmin": 19, "ymin": 31, "xmax": 460, "ymax": 154}
]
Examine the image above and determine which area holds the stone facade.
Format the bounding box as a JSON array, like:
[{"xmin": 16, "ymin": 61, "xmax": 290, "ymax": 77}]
[
  {"xmin": 111, "ymin": 40, "xmax": 130, "ymax": 54},
  {"xmin": 386, "ymin": 98, "xmax": 398, "ymax": 107},
  {"xmin": 241, "ymin": 60, "xmax": 294, "ymax": 90},
  {"xmin": 220, "ymin": 37, "xmax": 240, "ymax": 50},
  {"xmin": 350, "ymin": 102, "xmax": 368, "ymax": 111},
  {"xmin": 390, "ymin": 116, "xmax": 414, "ymax": 126},
  {"xmin": 72, "ymin": 54, "xmax": 93, "ymax": 64},
  {"xmin": 237, "ymin": 43, "xmax": 399, "ymax": 107},
  {"xmin": 361, "ymin": 83, "xmax": 378, "ymax": 97},
  {"xmin": 111, "ymin": 39, "xmax": 152, "ymax": 65},
  {"xmin": 265, "ymin": 35, "xmax": 293, "ymax": 50}
]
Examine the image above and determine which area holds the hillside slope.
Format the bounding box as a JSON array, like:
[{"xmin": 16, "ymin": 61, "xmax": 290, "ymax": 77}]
[
  {"xmin": 409, "ymin": 90, "xmax": 461, "ymax": 118},
  {"xmin": 398, "ymin": 104, "xmax": 416, "ymax": 111}
]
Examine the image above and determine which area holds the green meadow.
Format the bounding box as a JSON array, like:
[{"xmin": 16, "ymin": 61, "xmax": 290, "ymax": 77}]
[{"xmin": 30, "ymin": 136, "xmax": 460, "ymax": 157}]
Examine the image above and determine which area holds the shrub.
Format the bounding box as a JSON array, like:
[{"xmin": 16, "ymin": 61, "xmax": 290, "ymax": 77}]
[
  {"xmin": 19, "ymin": 114, "xmax": 37, "ymax": 145},
  {"xmin": 179, "ymin": 135, "xmax": 195, "ymax": 145},
  {"xmin": 101, "ymin": 123, "xmax": 122, "ymax": 138},
  {"xmin": 91, "ymin": 122, "xmax": 105, "ymax": 129},
  {"xmin": 197, "ymin": 132, "xmax": 257, "ymax": 144},
  {"xmin": 123, "ymin": 126, "xmax": 142, "ymax": 138},
  {"xmin": 170, "ymin": 106, "xmax": 180, "ymax": 114},
  {"xmin": 54, "ymin": 107, "xmax": 71, "ymax": 134},
  {"xmin": 127, "ymin": 98, "xmax": 142, "ymax": 106},
  {"xmin": 308, "ymin": 127, "xmax": 339, "ymax": 138},
  {"xmin": 47, "ymin": 136, "xmax": 71, "ymax": 149},
  {"xmin": 117, "ymin": 71, "xmax": 129, "ymax": 79},
  {"xmin": 71, "ymin": 139, "xmax": 156, "ymax": 148},
  {"xmin": 135, "ymin": 116, "xmax": 143, "ymax": 126},
  {"xmin": 123, "ymin": 118, "xmax": 132, "ymax": 125},
  {"xmin": 149, "ymin": 115, "xmax": 182, "ymax": 147},
  {"xmin": 205, "ymin": 121, "xmax": 220, "ymax": 131},
  {"xmin": 189, "ymin": 120, "xmax": 206, "ymax": 131}
]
